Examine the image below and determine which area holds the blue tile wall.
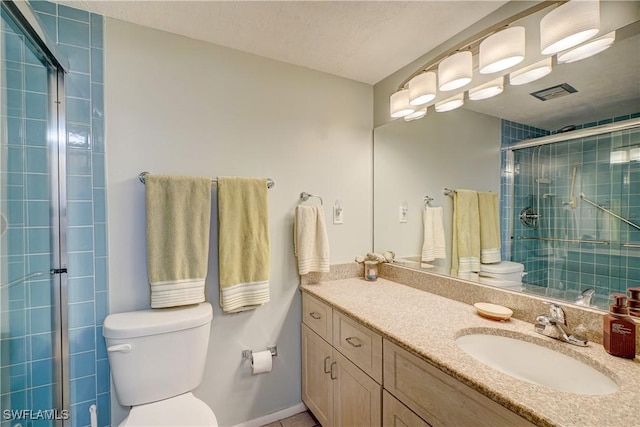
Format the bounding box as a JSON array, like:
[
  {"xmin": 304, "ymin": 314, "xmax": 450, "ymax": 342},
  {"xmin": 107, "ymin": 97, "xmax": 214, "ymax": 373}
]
[
  {"xmin": 1, "ymin": 2, "xmax": 108, "ymax": 426},
  {"xmin": 501, "ymin": 114, "xmax": 640, "ymax": 305}
]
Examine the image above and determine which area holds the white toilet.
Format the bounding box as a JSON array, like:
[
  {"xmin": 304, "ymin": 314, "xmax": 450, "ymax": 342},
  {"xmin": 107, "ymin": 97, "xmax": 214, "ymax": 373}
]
[
  {"xmin": 478, "ymin": 261, "xmax": 525, "ymax": 290},
  {"xmin": 103, "ymin": 302, "xmax": 217, "ymax": 426}
]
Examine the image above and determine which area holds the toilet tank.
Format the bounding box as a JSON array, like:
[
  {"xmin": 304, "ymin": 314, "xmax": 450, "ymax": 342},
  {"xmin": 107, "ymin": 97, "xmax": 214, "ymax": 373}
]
[{"xmin": 103, "ymin": 302, "xmax": 213, "ymax": 406}]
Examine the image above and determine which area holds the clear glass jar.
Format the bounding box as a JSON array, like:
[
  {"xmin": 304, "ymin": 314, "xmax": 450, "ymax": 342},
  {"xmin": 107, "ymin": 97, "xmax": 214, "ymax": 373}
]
[{"xmin": 364, "ymin": 260, "xmax": 378, "ymax": 281}]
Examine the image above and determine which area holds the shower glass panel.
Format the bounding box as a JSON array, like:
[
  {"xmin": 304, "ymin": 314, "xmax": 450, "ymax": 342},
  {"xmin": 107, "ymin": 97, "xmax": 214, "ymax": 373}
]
[
  {"xmin": 1, "ymin": 5, "xmax": 63, "ymax": 424},
  {"xmin": 511, "ymin": 125, "xmax": 640, "ymax": 308}
]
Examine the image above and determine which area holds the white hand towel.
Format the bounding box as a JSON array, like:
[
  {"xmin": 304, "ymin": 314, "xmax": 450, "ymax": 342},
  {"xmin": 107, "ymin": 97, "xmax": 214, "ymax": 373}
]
[
  {"xmin": 421, "ymin": 206, "xmax": 446, "ymax": 262},
  {"xmin": 294, "ymin": 206, "xmax": 330, "ymax": 275}
]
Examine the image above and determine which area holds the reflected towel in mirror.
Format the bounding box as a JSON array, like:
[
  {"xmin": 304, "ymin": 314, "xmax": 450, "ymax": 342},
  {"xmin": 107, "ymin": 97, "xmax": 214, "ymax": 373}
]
[{"xmin": 422, "ymin": 206, "xmax": 446, "ymax": 262}]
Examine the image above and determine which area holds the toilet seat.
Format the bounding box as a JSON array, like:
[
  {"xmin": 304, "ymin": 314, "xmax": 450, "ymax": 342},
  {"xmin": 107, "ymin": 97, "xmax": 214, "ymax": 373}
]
[{"xmin": 121, "ymin": 393, "xmax": 217, "ymax": 426}]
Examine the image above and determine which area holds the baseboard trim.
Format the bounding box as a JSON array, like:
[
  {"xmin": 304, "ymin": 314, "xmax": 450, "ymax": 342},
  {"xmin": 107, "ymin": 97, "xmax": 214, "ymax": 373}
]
[{"xmin": 233, "ymin": 402, "xmax": 307, "ymax": 427}]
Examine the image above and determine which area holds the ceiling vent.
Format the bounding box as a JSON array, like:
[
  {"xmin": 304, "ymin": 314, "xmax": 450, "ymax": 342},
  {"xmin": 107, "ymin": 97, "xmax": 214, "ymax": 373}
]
[{"xmin": 530, "ymin": 83, "xmax": 577, "ymax": 101}]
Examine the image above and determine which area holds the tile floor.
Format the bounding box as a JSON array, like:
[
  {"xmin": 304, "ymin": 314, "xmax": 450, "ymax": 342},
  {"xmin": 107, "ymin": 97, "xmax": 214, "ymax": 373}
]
[{"xmin": 261, "ymin": 410, "xmax": 320, "ymax": 427}]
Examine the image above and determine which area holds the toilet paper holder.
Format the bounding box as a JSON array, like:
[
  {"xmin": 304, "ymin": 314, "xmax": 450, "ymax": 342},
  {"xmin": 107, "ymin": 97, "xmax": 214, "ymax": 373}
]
[{"xmin": 242, "ymin": 346, "xmax": 277, "ymax": 362}]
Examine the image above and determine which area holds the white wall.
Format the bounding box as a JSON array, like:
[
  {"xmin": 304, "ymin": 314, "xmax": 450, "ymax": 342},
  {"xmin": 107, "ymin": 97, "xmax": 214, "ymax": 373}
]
[{"xmin": 104, "ymin": 19, "xmax": 373, "ymax": 426}]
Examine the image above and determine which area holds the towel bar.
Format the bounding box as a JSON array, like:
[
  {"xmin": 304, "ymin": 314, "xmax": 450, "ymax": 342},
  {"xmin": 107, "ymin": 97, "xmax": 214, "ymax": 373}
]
[
  {"xmin": 424, "ymin": 195, "xmax": 434, "ymax": 205},
  {"xmin": 138, "ymin": 171, "xmax": 275, "ymax": 189}
]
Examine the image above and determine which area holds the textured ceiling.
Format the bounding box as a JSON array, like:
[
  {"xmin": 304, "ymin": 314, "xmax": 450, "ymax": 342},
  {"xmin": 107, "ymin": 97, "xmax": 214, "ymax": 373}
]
[{"xmin": 56, "ymin": 0, "xmax": 507, "ymax": 85}]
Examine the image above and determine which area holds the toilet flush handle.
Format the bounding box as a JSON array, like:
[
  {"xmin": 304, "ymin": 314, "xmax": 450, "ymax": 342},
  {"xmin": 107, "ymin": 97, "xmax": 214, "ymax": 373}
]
[{"xmin": 107, "ymin": 343, "xmax": 132, "ymax": 353}]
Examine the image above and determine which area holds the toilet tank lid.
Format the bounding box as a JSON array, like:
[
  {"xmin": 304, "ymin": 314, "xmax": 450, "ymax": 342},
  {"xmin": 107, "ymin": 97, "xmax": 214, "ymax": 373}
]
[
  {"xmin": 480, "ymin": 261, "xmax": 524, "ymax": 274},
  {"xmin": 103, "ymin": 302, "xmax": 212, "ymax": 339}
]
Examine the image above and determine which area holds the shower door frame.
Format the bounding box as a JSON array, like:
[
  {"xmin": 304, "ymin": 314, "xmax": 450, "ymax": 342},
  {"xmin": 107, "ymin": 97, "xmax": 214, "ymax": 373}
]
[{"xmin": 2, "ymin": 0, "xmax": 69, "ymax": 418}]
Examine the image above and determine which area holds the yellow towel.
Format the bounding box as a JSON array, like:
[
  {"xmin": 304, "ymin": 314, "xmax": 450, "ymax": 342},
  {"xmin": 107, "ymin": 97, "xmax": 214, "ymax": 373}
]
[
  {"xmin": 478, "ymin": 191, "xmax": 501, "ymax": 264},
  {"xmin": 218, "ymin": 177, "xmax": 270, "ymax": 313},
  {"xmin": 294, "ymin": 205, "xmax": 330, "ymax": 275},
  {"xmin": 145, "ymin": 175, "xmax": 211, "ymax": 308},
  {"xmin": 451, "ymin": 189, "xmax": 480, "ymax": 277}
]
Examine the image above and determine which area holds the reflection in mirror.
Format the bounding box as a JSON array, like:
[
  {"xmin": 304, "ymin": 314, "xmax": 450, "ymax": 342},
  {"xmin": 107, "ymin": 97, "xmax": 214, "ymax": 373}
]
[
  {"xmin": 373, "ymin": 3, "xmax": 640, "ymax": 311},
  {"xmin": 509, "ymin": 123, "xmax": 640, "ymax": 309}
]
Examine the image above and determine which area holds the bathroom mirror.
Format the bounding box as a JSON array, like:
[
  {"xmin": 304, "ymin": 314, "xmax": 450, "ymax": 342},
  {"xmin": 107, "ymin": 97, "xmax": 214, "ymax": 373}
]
[{"xmin": 373, "ymin": 4, "xmax": 640, "ymax": 310}]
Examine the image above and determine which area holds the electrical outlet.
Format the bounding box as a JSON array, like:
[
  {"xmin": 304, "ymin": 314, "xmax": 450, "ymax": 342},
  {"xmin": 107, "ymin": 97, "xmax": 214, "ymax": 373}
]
[
  {"xmin": 399, "ymin": 205, "xmax": 408, "ymax": 223},
  {"xmin": 333, "ymin": 201, "xmax": 343, "ymax": 224}
]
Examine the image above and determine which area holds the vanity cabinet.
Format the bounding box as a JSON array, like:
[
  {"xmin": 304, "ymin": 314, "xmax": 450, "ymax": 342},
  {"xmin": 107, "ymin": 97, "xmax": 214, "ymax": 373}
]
[
  {"xmin": 383, "ymin": 339, "xmax": 534, "ymax": 427},
  {"xmin": 301, "ymin": 293, "xmax": 382, "ymax": 427},
  {"xmin": 382, "ymin": 390, "xmax": 430, "ymax": 427}
]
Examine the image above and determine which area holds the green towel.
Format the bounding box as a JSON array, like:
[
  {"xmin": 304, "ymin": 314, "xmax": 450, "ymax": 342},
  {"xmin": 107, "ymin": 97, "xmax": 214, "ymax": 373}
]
[
  {"xmin": 451, "ymin": 189, "xmax": 480, "ymax": 277},
  {"xmin": 145, "ymin": 174, "xmax": 212, "ymax": 308},
  {"xmin": 218, "ymin": 177, "xmax": 270, "ymax": 313},
  {"xmin": 478, "ymin": 191, "xmax": 501, "ymax": 264}
]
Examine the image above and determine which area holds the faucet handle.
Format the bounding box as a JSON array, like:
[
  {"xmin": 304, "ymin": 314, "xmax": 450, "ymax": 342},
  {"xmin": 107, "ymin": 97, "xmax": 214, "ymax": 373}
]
[{"xmin": 543, "ymin": 301, "xmax": 566, "ymax": 325}]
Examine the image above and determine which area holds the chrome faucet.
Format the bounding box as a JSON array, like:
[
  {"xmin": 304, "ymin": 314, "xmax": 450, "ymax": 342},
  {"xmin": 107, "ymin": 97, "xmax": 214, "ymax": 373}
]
[
  {"xmin": 534, "ymin": 301, "xmax": 588, "ymax": 346},
  {"xmin": 575, "ymin": 288, "xmax": 595, "ymax": 306}
]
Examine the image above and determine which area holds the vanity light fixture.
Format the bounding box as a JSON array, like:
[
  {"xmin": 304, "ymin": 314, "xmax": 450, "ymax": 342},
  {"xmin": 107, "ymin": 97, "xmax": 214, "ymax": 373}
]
[
  {"xmin": 540, "ymin": 0, "xmax": 600, "ymax": 56},
  {"xmin": 469, "ymin": 77, "xmax": 504, "ymax": 101},
  {"xmin": 404, "ymin": 108, "xmax": 427, "ymax": 122},
  {"xmin": 438, "ymin": 51, "xmax": 472, "ymax": 91},
  {"xmin": 408, "ymin": 71, "xmax": 437, "ymax": 106},
  {"xmin": 389, "ymin": 89, "xmax": 415, "ymax": 118},
  {"xmin": 435, "ymin": 93, "xmax": 464, "ymax": 112},
  {"xmin": 509, "ymin": 57, "xmax": 552, "ymax": 86},
  {"xmin": 557, "ymin": 31, "xmax": 615, "ymax": 64},
  {"xmin": 479, "ymin": 26, "xmax": 525, "ymax": 74}
]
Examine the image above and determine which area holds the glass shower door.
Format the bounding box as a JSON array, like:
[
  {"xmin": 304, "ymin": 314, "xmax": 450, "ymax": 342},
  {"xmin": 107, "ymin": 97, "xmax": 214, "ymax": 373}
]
[{"xmin": 1, "ymin": 5, "xmax": 64, "ymax": 425}]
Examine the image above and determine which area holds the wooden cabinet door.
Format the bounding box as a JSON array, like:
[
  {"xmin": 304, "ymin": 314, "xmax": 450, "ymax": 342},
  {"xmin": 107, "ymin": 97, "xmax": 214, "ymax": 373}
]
[
  {"xmin": 332, "ymin": 350, "xmax": 382, "ymax": 427},
  {"xmin": 382, "ymin": 390, "xmax": 431, "ymax": 427},
  {"xmin": 383, "ymin": 340, "xmax": 534, "ymax": 427},
  {"xmin": 302, "ymin": 324, "xmax": 333, "ymax": 427}
]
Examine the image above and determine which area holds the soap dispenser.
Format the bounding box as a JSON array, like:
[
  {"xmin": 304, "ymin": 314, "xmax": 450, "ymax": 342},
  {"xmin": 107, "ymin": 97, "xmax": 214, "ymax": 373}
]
[{"xmin": 603, "ymin": 293, "xmax": 636, "ymax": 359}]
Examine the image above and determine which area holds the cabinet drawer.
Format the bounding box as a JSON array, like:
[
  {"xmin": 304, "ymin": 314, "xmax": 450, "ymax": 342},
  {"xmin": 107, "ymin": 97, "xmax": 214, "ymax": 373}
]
[
  {"xmin": 383, "ymin": 340, "xmax": 534, "ymax": 427},
  {"xmin": 302, "ymin": 293, "xmax": 332, "ymax": 342},
  {"xmin": 383, "ymin": 390, "xmax": 430, "ymax": 427},
  {"xmin": 333, "ymin": 310, "xmax": 382, "ymax": 383}
]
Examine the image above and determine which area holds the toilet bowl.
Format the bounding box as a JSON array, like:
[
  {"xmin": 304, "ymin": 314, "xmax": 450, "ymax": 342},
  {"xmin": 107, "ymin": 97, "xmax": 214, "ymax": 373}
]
[
  {"xmin": 479, "ymin": 261, "xmax": 525, "ymax": 289},
  {"xmin": 121, "ymin": 393, "xmax": 217, "ymax": 427},
  {"xmin": 103, "ymin": 302, "xmax": 217, "ymax": 426}
]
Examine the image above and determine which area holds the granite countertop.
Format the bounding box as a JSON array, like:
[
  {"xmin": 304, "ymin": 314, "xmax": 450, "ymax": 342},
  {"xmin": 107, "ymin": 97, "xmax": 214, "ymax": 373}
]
[{"xmin": 300, "ymin": 277, "xmax": 640, "ymax": 427}]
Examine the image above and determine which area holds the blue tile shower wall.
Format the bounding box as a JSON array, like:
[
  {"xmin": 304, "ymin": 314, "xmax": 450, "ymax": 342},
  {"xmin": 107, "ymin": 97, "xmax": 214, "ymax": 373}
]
[
  {"xmin": 501, "ymin": 113, "xmax": 640, "ymax": 302},
  {"xmin": 30, "ymin": 2, "xmax": 109, "ymax": 426}
]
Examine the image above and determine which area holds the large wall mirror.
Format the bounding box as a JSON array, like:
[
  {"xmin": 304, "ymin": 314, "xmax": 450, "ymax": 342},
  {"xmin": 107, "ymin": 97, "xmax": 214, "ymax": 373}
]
[{"xmin": 373, "ymin": 1, "xmax": 640, "ymax": 311}]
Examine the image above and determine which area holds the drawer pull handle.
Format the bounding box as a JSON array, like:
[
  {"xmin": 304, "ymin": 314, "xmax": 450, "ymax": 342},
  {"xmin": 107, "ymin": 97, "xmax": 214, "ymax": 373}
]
[
  {"xmin": 309, "ymin": 312, "xmax": 322, "ymax": 320},
  {"xmin": 330, "ymin": 362, "xmax": 337, "ymax": 380},
  {"xmin": 324, "ymin": 356, "xmax": 331, "ymax": 374},
  {"xmin": 345, "ymin": 337, "xmax": 363, "ymax": 348}
]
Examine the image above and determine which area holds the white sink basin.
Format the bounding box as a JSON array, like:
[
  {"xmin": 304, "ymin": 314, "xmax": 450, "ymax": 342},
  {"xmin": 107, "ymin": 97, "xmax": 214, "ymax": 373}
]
[{"xmin": 455, "ymin": 333, "xmax": 618, "ymax": 395}]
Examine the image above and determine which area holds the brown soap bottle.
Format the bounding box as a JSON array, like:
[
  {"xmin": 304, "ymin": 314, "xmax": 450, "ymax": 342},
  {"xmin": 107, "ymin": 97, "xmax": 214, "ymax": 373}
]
[{"xmin": 603, "ymin": 293, "xmax": 636, "ymax": 359}]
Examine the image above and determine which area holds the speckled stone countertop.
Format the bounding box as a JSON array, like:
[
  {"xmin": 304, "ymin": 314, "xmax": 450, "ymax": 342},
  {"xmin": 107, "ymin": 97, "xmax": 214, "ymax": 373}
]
[{"xmin": 300, "ymin": 277, "xmax": 640, "ymax": 427}]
